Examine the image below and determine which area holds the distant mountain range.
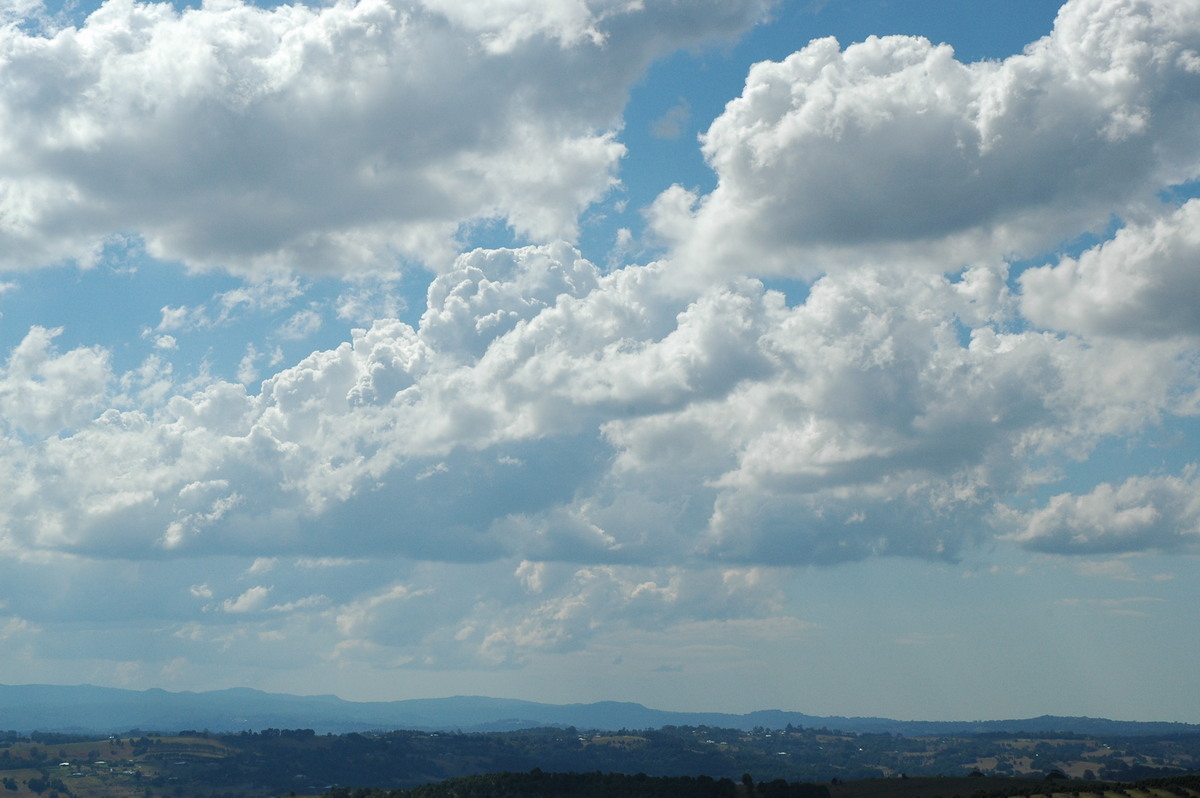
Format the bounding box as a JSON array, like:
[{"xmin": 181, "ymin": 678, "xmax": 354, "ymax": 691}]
[{"xmin": 1, "ymin": 684, "xmax": 1197, "ymax": 737}]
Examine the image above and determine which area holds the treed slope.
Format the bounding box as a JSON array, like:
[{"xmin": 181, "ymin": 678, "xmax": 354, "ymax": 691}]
[
  {"xmin": 329, "ymin": 770, "xmax": 832, "ymax": 798},
  {"xmin": 326, "ymin": 773, "xmax": 1200, "ymax": 798}
]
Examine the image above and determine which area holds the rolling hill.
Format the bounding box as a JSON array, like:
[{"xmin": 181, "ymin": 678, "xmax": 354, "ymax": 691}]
[{"xmin": 1, "ymin": 684, "xmax": 1197, "ymax": 737}]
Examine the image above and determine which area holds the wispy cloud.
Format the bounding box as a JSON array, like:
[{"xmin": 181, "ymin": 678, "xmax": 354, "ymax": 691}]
[
  {"xmin": 651, "ymin": 98, "xmax": 691, "ymax": 140},
  {"xmin": 1058, "ymin": 597, "xmax": 1167, "ymax": 617}
]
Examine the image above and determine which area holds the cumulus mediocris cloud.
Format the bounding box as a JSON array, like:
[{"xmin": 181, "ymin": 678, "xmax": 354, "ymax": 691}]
[
  {"xmin": 0, "ymin": 0, "xmax": 769, "ymax": 275},
  {"xmin": 1003, "ymin": 467, "xmax": 1200, "ymax": 554},
  {"xmin": 1020, "ymin": 199, "xmax": 1200, "ymax": 339},
  {"xmin": 651, "ymin": 0, "xmax": 1200, "ymax": 278},
  {"xmin": 1, "ymin": 242, "xmax": 1185, "ymax": 565}
]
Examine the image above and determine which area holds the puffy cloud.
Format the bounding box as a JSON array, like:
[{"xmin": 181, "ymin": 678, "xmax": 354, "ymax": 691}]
[
  {"xmin": 1005, "ymin": 466, "xmax": 1200, "ymax": 554},
  {"xmin": 654, "ymin": 0, "xmax": 1200, "ymax": 279},
  {"xmin": 276, "ymin": 308, "xmax": 323, "ymax": 341},
  {"xmin": 221, "ymin": 585, "xmax": 272, "ymax": 613},
  {"xmin": 1020, "ymin": 199, "xmax": 1200, "ymax": 339},
  {"xmin": 0, "ymin": 0, "xmax": 43, "ymax": 26},
  {"xmin": 0, "ymin": 258, "xmax": 1193, "ymax": 679},
  {"xmin": 1, "ymin": 241, "xmax": 1191, "ymax": 567},
  {"xmin": 414, "ymin": 0, "xmax": 606, "ymax": 52},
  {"xmin": 413, "ymin": 0, "xmax": 771, "ymax": 55},
  {"xmin": 0, "ymin": 326, "xmax": 112, "ymax": 436},
  {"xmin": 594, "ymin": 270, "xmax": 1071, "ymax": 564},
  {"xmin": 419, "ymin": 241, "xmax": 601, "ymax": 359},
  {"xmin": 0, "ymin": 0, "xmax": 769, "ymax": 276},
  {"xmin": 334, "ymin": 280, "xmax": 407, "ymax": 326}
]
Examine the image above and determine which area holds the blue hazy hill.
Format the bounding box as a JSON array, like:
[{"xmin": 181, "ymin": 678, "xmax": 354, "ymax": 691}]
[{"xmin": 0, "ymin": 684, "xmax": 1195, "ymax": 737}]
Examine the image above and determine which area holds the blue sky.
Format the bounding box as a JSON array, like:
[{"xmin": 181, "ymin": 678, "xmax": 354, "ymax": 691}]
[{"xmin": 1, "ymin": 0, "xmax": 1199, "ymax": 724}]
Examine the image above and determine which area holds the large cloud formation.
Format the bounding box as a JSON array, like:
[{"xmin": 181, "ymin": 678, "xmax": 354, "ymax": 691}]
[
  {"xmin": 0, "ymin": 0, "xmax": 767, "ymax": 274},
  {"xmin": 653, "ymin": 0, "xmax": 1200, "ymax": 278},
  {"xmin": 1020, "ymin": 199, "xmax": 1200, "ymax": 339},
  {"xmin": 1, "ymin": 0, "xmax": 1199, "ymax": 679}
]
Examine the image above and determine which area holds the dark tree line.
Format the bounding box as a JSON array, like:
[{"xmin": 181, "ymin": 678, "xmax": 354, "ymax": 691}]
[{"xmin": 327, "ymin": 768, "xmax": 831, "ymax": 798}]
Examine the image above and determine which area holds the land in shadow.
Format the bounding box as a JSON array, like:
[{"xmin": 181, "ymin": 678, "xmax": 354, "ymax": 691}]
[{"xmin": 0, "ymin": 723, "xmax": 1196, "ymax": 798}]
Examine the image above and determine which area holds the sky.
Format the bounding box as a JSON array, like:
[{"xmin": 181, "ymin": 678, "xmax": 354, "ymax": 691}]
[{"xmin": 1, "ymin": 0, "xmax": 1199, "ymax": 725}]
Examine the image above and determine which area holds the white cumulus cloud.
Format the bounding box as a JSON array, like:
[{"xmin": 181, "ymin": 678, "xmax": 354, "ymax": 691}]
[
  {"xmin": 0, "ymin": 0, "xmax": 769, "ymax": 276},
  {"xmin": 1005, "ymin": 467, "xmax": 1200, "ymax": 554},
  {"xmin": 653, "ymin": 0, "xmax": 1200, "ymax": 280},
  {"xmin": 1020, "ymin": 199, "xmax": 1200, "ymax": 339}
]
